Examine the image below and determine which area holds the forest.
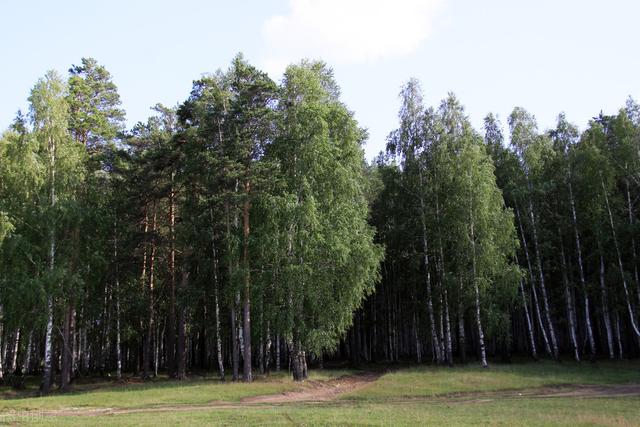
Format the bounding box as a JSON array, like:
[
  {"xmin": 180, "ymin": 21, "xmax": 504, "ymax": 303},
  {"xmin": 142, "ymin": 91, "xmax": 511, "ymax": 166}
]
[{"xmin": 0, "ymin": 55, "xmax": 639, "ymax": 396}]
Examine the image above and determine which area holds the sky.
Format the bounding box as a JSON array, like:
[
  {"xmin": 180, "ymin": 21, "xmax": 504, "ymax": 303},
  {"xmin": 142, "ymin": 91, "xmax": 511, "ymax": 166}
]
[{"xmin": 2, "ymin": 0, "xmax": 639, "ymax": 159}]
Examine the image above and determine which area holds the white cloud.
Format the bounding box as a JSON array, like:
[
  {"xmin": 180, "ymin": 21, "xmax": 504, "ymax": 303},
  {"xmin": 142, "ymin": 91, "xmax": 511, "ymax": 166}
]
[{"xmin": 261, "ymin": 0, "xmax": 444, "ymax": 75}]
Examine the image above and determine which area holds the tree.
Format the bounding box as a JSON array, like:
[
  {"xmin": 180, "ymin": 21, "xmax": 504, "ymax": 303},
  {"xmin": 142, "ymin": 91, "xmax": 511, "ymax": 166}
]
[
  {"xmin": 265, "ymin": 61, "xmax": 383, "ymax": 379},
  {"xmin": 28, "ymin": 71, "xmax": 85, "ymax": 394}
]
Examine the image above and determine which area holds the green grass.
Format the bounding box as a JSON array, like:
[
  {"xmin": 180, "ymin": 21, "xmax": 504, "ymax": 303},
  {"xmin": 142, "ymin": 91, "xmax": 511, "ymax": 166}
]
[
  {"xmin": 1, "ymin": 362, "xmax": 639, "ymax": 426},
  {"xmin": 0, "ymin": 368, "xmax": 356, "ymax": 413},
  {"xmin": 7, "ymin": 397, "xmax": 639, "ymax": 426},
  {"xmin": 343, "ymin": 359, "xmax": 640, "ymax": 400}
]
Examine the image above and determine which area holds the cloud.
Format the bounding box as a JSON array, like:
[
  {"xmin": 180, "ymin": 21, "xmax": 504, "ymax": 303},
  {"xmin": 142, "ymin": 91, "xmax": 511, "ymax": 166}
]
[{"xmin": 262, "ymin": 0, "xmax": 444, "ymax": 75}]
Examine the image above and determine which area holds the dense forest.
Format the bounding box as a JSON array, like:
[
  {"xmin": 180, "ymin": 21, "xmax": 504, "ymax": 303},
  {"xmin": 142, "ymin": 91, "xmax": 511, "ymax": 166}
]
[{"xmin": 0, "ymin": 56, "xmax": 639, "ymax": 395}]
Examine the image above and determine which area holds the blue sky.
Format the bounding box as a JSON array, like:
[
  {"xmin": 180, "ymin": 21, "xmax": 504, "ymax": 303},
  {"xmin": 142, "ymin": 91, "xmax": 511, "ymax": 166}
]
[{"xmin": 2, "ymin": 0, "xmax": 639, "ymax": 159}]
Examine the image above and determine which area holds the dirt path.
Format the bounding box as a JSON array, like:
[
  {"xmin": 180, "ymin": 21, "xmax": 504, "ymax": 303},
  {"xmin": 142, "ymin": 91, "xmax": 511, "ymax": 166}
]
[
  {"xmin": 426, "ymin": 383, "xmax": 640, "ymax": 405},
  {"xmin": 4, "ymin": 375, "xmax": 640, "ymax": 419},
  {"xmin": 3, "ymin": 372, "xmax": 381, "ymax": 418},
  {"xmin": 242, "ymin": 371, "xmax": 380, "ymax": 404}
]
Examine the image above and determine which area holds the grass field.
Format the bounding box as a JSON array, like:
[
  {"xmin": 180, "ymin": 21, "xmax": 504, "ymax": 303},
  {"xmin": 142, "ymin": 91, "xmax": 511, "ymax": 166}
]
[{"xmin": 1, "ymin": 360, "xmax": 638, "ymax": 426}]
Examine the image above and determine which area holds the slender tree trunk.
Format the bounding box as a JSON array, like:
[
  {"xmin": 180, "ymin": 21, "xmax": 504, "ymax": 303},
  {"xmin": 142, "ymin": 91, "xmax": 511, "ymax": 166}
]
[
  {"xmin": 100, "ymin": 282, "xmax": 111, "ymax": 376},
  {"xmin": 9, "ymin": 329, "xmax": 20, "ymax": 374},
  {"xmin": 242, "ymin": 181, "xmax": 252, "ymax": 382},
  {"xmin": 230, "ymin": 303, "xmax": 239, "ymax": 381},
  {"xmin": 275, "ymin": 334, "xmax": 281, "ymax": 372},
  {"xmin": 458, "ymin": 277, "xmax": 466, "ymax": 364},
  {"xmin": 22, "ymin": 330, "xmax": 33, "ymax": 375},
  {"xmin": 418, "ymin": 174, "xmax": 442, "ymax": 364},
  {"xmin": 599, "ymin": 251, "xmax": 615, "ymax": 359},
  {"xmin": 265, "ymin": 321, "xmax": 272, "ymax": 374},
  {"xmin": 602, "ymin": 175, "xmax": 640, "ymax": 336},
  {"xmin": 470, "ymin": 196, "xmax": 487, "ymax": 368},
  {"xmin": 61, "ymin": 304, "xmax": 75, "ymax": 390},
  {"xmin": 177, "ymin": 262, "xmax": 189, "ymax": 380},
  {"xmin": 625, "ymin": 180, "xmax": 640, "ymax": 310},
  {"xmin": 41, "ymin": 296, "xmax": 54, "ymax": 394},
  {"xmin": 434, "ymin": 193, "xmax": 452, "ymax": 366},
  {"xmin": 614, "ymin": 310, "xmax": 623, "ymax": 360},
  {"xmin": 413, "ymin": 311, "xmax": 422, "ymax": 363},
  {"xmin": 568, "ymin": 180, "xmax": 596, "ymax": 359},
  {"xmin": 114, "ymin": 219, "xmax": 122, "ymax": 380},
  {"xmin": 154, "ymin": 322, "xmax": 161, "ymax": 377},
  {"xmin": 515, "ymin": 253, "xmax": 537, "ymax": 360},
  {"xmin": 143, "ymin": 204, "xmax": 157, "ymax": 379},
  {"xmin": 559, "ymin": 233, "xmax": 579, "ymax": 361},
  {"xmin": 41, "ymin": 135, "xmax": 56, "ymax": 395},
  {"xmin": 443, "ymin": 288, "xmax": 453, "ymax": 366},
  {"xmin": 516, "ymin": 204, "xmax": 553, "ymax": 358},
  {"xmin": 527, "ymin": 198, "xmax": 559, "ymax": 360},
  {"xmin": 167, "ymin": 174, "xmax": 177, "ymax": 378},
  {"xmin": 211, "ymin": 234, "xmax": 225, "ymax": 380}
]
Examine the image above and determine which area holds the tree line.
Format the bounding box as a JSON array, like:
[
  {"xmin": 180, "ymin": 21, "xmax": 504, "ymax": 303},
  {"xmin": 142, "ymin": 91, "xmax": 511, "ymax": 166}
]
[{"xmin": 0, "ymin": 56, "xmax": 638, "ymax": 394}]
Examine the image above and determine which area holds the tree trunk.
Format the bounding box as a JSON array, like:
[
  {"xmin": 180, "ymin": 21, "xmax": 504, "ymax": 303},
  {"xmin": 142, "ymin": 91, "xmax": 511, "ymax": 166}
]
[
  {"xmin": 275, "ymin": 334, "xmax": 280, "ymax": 372},
  {"xmin": 143, "ymin": 203, "xmax": 157, "ymax": 379},
  {"xmin": 515, "ymin": 253, "xmax": 537, "ymax": 360},
  {"xmin": 61, "ymin": 304, "xmax": 75, "ymax": 390},
  {"xmin": 470, "ymin": 200, "xmax": 487, "ymax": 368},
  {"xmin": 167, "ymin": 174, "xmax": 177, "ymax": 378},
  {"xmin": 22, "ymin": 330, "xmax": 33, "ymax": 375},
  {"xmin": 614, "ymin": 310, "xmax": 623, "ymax": 360},
  {"xmin": 568, "ymin": 180, "xmax": 596, "ymax": 359},
  {"xmin": 211, "ymin": 233, "xmax": 225, "ymax": 380},
  {"xmin": 9, "ymin": 329, "xmax": 20, "ymax": 374},
  {"xmin": 559, "ymin": 233, "xmax": 579, "ymax": 361},
  {"xmin": 599, "ymin": 252, "xmax": 615, "ymax": 359},
  {"xmin": 114, "ymin": 219, "xmax": 122, "ymax": 380},
  {"xmin": 458, "ymin": 277, "xmax": 466, "ymax": 364},
  {"xmin": 41, "ymin": 134, "xmax": 56, "ymax": 395},
  {"xmin": 516, "ymin": 204, "xmax": 553, "ymax": 358},
  {"xmin": 290, "ymin": 338, "xmax": 307, "ymax": 381},
  {"xmin": 412, "ymin": 311, "xmax": 422, "ymax": 363},
  {"xmin": 230, "ymin": 303, "xmax": 239, "ymax": 381},
  {"xmin": 177, "ymin": 264, "xmax": 189, "ymax": 380},
  {"xmin": 419, "ymin": 184, "xmax": 442, "ymax": 364},
  {"xmin": 265, "ymin": 321, "xmax": 272, "ymax": 374},
  {"xmin": 443, "ymin": 288, "xmax": 453, "ymax": 366},
  {"xmin": 625, "ymin": 180, "xmax": 640, "ymax": 310},
  {"xmin": 41, "ymin": 296, "xmax": 54, "ymax": 394},
  {"xmin": 242, "ymin": 181, "xmax": 252, "ymax": 382},
  {"xmin": 602, "ymin": 175, "xmax": 640, "ymax": 336},
  {"xmin": 527, "ymin": 199, "xmax": 559, "ymax": 360}
]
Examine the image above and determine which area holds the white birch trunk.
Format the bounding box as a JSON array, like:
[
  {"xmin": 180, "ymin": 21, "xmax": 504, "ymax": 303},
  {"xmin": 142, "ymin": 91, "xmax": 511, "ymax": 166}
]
[
  {"xmin": 419, "ymin": 187, "xmax": 442, "ymax": 363},
  {"xmin": 527, "ymin": 198, "xmax": 559, "ymax": 360},
  {"xmin": 599, "ymin": 252, "xmax": 615, "ymax": 359},
  {"xmin": 514, "ymin": 253, "xmax": 537, "ymax": 359},
  {"xmin": 601, "ymin": 175, "xmax": 640, "ymax": 336},
  {"xmin": 22, "ymin": 330, "xmax": 33, "ymax": 374},
  {"xmin": 568, "ymin": 180, "xmax": 596, "ymax": 358},
  {"xmin": 516, "ymin": 205, "xmax": 552, "ymax": 357},
  {"xmin": 625, "ymin": 180, "xmax": 640, "ymax": 310},
  {"xmin": 41, "ymin": 134, "xmax": 56, "ymax": 394},
  {"xmin": 614, "ymin": 310, "xmax": 623, "ymax": 360},
  {"xmin": 10, "ymin": 328, "xmax": 20, "ymax": 373},
  {"xmin": 559, "ymin": 235, "xmax": 579, "ymax": 361}
]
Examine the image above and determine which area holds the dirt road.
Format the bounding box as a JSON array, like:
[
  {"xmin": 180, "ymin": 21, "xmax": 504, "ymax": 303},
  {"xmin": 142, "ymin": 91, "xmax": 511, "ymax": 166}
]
[{"xmin": 4, "ymin": 373, "xmax": 639, "ymax": 419}]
